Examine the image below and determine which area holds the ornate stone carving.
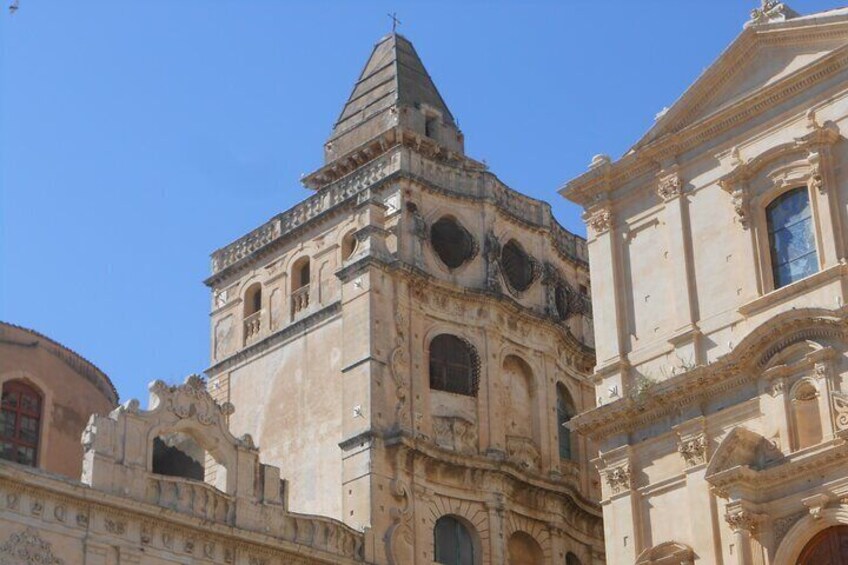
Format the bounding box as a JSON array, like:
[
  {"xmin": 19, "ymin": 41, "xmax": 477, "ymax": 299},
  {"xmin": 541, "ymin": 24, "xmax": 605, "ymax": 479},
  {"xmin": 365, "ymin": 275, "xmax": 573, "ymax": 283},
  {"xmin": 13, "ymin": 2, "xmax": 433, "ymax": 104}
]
[
  {"xmin": 506, "ymin": 435, "xmax": 541, "ymax": 471},
  {"xmin": 605, "ymin": 463, "xmax": 632, "ymax": 494},
  {"xmin": 484, "ymin": 230, "xmax": 503, "ymax": 292},
  {"xmin": 149, "ymin": 374, "xmax": 235, "ymax": 427},
  {"xmin": 657, "ymin": 172, "xmax": 683, "ymax": 201},
  {"xmin": 104, "ymin": 517, "xmax": 127, "ymax": 535},
  {"xmin": 5, "ymin": 493, "xmax": 18, "ymax": 510},
  {"xmin": 773, "ymin": 511, "xmax": 806, "ymax": 546},
  {"xmin": 678, "ymin": 434, "xmax": 708, "ymax": 468},
  {"xmin": 29, "ymin": 499, "xmax": 43, "ymax": 516},
  {"xmin": 730, "ymin": 189, "xmax": 749, "ymax": 229},
  {"xmin": 432, "ymin": 416, "xmax": 478, "ymax": 454},
  {"xmin": 748, "ymin": 0, "xmax": 798, "ymax": 26},
  {"xmin": 389, "ymin": 307, "xmax": 410, "ymax": 430},
  {"xmin": 833, "ymin": 392, "xmax": 848, "ymax": 431},
  {"xmin": 0, "ymin": 528, "xmax": 63, "ymax": 565},
  {"xmin": 385, "ymin": 477, "xmax": 414, "ymax": 565},
  {"xmin": 725, "ymin": 509, "xmax": 761, "ymax": 533},
  {"xmin": 586, "ymin": 208, "xmax": 612, "ymax": 234}
]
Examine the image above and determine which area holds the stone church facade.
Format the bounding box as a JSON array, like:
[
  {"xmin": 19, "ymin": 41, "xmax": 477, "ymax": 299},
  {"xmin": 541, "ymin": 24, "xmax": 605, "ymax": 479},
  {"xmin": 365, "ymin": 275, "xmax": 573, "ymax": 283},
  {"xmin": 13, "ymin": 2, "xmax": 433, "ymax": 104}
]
[
  {"xmin": 563, "ymin": 3, "xmax": 848, "ymax": 564},
  {"xmin": 3, "ymin": 3, "xmax": 848, "ymax": 565}
]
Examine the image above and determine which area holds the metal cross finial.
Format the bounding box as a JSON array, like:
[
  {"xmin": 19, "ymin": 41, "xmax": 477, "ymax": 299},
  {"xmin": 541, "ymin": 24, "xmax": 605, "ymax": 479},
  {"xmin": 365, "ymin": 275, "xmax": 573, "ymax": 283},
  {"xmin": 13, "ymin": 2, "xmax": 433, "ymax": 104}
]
[{"xmin": 387, "ymin": 12, "xmax": 401, "ymax": 33}]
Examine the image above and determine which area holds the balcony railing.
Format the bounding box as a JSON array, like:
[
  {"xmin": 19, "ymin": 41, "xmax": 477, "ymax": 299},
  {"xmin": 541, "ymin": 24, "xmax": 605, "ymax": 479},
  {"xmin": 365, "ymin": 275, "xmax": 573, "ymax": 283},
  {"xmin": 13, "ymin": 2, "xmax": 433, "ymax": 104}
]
[
  {"xmin": 243, "ymin": 311, "xmax": 261, "ymax": 344},
  {"xmin": 291, "ymin": 286, "xmax": 310, "ymax": 318}
]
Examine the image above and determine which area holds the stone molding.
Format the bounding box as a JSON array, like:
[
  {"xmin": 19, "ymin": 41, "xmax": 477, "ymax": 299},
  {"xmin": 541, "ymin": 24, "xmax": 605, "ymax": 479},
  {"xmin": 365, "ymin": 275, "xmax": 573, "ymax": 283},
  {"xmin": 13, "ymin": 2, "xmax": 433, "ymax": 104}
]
[{"xmin": 571, "ymin": 309, "xmax": 847, "ymax": 441}]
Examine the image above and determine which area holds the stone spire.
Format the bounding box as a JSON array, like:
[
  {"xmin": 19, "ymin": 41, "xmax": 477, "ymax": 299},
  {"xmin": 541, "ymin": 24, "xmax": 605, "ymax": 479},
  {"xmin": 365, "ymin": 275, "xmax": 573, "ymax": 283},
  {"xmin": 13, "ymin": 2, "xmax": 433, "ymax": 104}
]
[{"xmin": 323, "ymin": 33, "xmax": 464, "ymax": 165}]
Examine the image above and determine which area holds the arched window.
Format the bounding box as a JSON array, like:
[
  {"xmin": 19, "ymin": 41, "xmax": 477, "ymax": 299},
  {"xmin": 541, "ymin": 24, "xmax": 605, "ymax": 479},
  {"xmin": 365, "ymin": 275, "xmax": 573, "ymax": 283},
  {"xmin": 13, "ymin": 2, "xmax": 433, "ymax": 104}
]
[
  {"xmin": 557, "ymin": 384, "xmax": 575, "ymax": 460},
  {"xmin": 1, "ymin": 380, "xmax": 42, "ymax": 467},
  {"xmin": 244, "ymin": 283, "xmax": 262, "ymax": 317},
  {"xmin": 766, "ymin": 187, "xmax": 818, "ymax": 289},
  {"xmin": 429, "ymin": 335, "xmax": 479, "ymax": 396},
  {"xmin": 292, "ymin": 257, "xmax": 310, "ymax": 290},
  {"xmin": 341, "ymin": 231, "xmax": 357, "ymax": 261},
  {"xmin": 507, "ymin": 531, "xmax": 543, "ymax": 565},
  {"xmin": 152, "ymin": 432, "xmax": 205, "ymax": 481},
  {"xmin": 501, "ymin": 240, "xmax": 534, "ymax": 292},
  {"xmin": 791, "ymin": 380, "xmax": 822, "ymax": 450},
  {"xmin": 434, "ymin": 516, "xmax": 474, "ymax": 565}
]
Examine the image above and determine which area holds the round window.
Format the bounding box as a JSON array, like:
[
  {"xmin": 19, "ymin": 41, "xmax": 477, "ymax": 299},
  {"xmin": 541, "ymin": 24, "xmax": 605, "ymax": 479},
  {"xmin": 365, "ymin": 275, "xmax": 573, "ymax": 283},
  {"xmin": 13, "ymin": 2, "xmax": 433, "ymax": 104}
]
[
  {"xmin": 501, "ymin": 240, "xmax": 534, "ymax": 291},
  {"xmin": 430, "ymin": 217, "xmax": 475, "ymax": 269}
]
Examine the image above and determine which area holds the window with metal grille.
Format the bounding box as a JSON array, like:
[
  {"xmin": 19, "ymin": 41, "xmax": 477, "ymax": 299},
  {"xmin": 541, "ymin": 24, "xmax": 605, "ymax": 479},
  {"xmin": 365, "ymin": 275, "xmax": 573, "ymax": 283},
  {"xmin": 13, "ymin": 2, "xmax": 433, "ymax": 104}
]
[
  {"xmin": 434, "ymin": 516, "xmax": 475, "ymax": 565},
  {"xmin": 766, "ymin": 187, "xmax": 818, "ymax": 289},
  {"xmin": 501, "ymin": 239, "xmax": 534, "ymax": 291},
  {"xmin": 430, "ymin": 217, "xmax": 474, "ymax": 270},
  {"xmin": 1, "ymin": 380, "xmax": 42, "ymax": 467},
  {"xmin": 429, "ymin": 335, "xmax": 479, "ymax": 397}
]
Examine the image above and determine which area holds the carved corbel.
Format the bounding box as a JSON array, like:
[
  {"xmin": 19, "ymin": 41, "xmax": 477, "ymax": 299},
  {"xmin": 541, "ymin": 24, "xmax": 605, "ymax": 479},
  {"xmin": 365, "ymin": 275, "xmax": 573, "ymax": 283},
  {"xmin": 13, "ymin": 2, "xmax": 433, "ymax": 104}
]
[
  {"xmin": 725, "ymin": 508, "xmax": 763, "ymax": 534},
  {"xmin": 832, "ymin": 392, "xmax": 848, "ymax": 432},
  {"xmin": 802, "ymin": 493, "xmax": 831, "ymax": 520}
]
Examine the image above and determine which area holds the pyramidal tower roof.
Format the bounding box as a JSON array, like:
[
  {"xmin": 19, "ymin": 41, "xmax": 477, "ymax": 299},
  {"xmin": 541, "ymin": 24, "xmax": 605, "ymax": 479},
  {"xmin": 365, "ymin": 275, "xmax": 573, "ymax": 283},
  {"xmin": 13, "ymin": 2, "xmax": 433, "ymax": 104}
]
[
  {"xmin": 332, "ymin": 33, "xmax": 456, "ymax": 139},
  {"xmin": 318, "ymin": 33, "xmax": 464, "ymax": 171}
]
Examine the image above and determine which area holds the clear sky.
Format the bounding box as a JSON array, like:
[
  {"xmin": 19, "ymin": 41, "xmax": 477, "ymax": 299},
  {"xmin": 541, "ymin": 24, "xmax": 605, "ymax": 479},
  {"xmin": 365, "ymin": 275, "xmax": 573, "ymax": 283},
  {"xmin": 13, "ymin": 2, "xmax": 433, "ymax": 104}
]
[{"xmin": 1, "ymin": 0, "xmax": 838, "ymax": 403}]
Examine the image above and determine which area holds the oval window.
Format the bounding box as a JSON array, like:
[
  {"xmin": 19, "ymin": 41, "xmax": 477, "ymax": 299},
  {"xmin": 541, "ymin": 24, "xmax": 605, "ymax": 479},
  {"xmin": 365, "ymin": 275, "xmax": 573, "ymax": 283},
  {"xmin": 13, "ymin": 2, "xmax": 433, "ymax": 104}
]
[
  {"xmin": 501, "ymin": 240, "xmax": 534, "ymax": 291},
  {"xmin": 430, "ymin": 217, "xmax": 474, "ymax": 270}
]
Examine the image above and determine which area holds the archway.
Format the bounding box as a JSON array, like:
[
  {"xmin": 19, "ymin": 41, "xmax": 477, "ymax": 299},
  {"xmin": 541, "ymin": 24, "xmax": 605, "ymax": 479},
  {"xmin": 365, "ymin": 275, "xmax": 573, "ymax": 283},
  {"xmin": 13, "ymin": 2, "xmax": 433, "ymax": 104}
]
[
  {"xmin": 507, "ymin": 531, "xmax": 543, "ymax": 565},
  {"xmin": 797, "ymin": 525, "xmax": 848, "ymax": 564}
]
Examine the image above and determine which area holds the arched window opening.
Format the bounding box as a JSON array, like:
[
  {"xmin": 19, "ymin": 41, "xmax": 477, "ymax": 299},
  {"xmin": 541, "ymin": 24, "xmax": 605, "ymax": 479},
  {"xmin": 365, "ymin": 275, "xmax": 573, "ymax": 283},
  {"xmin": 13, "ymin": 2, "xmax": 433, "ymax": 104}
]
[
  {"xmin": 501, "ymin": 240, "xmax": 534, "ymax": 292},
  {"xmin": 151, "ymin": 431, "xmax": 227, "ymax": 490},
  {"xmin": 566, "ymin": 553, "xmax": 583, "ymax": 565},
  {"xmin": 557, "ymin": 384, "xmax": 575, "ymax": 460},
  {"xmin": 503, "ymin": 355, "xmax": 536, "ymax": 442},
  {"xmin": 430, "ymin": 217, "xmax": 474, "ymax": 269},
  {"xmin": 243, "ymin": 283, "xmax": 263, "ymax": 343},
  {"xmin": 507, "ymin": 532, "xmax": 543, "ymax": 565},
  {"xmin": 766, "ymin": 187, "xmax": 818, "ymax": 289},
  {"xmin": 341, "ymin": 231, "xmax": 358, "ymax": 261},
  {"xmin": 798, "ymin": 526, "xmax": 848, "ymax": 564},
  {"xmin": 244, "ymin": 283, "xmax": 262, "ymax": 317},
  {"xmin": 429, "ymin": 335, "xmax": 479, "ymax": 397},
  {"xmin": 0, "ymin": 380, "xmax": 42, "ymax": 467},
  {"xmin": 434, "ymin": 516, "xmax": 474, "ymax": 565},
  {"xmin": 791, "ymin": 381, "xmax": 822, "ymax": 450},
  {"xmin": 291, "ymin": 257, "xmax": 311, "ymax": 317}
]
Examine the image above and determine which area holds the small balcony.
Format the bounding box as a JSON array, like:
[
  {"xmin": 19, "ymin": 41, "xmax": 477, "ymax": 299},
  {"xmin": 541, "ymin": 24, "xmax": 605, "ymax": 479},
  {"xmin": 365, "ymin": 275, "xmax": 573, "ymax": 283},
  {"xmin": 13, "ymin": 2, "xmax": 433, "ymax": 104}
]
[
  {"xmin": 243, "ymin": 311, "xmax": 261, "ymax": 344},
  {"xmin": 291, "ymin": 285, "xmax": 310, "ymax": 318}
]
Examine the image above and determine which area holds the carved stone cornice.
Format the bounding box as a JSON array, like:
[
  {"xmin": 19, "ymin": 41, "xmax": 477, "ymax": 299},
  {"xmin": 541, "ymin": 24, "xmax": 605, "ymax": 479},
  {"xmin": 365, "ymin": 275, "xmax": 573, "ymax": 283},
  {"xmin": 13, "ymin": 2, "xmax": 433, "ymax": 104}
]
[{"xmin": 570, "ymin": 309, "xmax": 847, "ymax": 441}]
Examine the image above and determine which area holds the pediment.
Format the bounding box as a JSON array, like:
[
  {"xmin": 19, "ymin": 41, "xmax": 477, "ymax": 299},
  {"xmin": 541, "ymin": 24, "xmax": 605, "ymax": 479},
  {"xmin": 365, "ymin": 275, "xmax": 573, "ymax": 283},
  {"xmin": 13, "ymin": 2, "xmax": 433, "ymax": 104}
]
[{"xmin": 635, "ymin": 13, "xmax": 848, "ymax": 149}]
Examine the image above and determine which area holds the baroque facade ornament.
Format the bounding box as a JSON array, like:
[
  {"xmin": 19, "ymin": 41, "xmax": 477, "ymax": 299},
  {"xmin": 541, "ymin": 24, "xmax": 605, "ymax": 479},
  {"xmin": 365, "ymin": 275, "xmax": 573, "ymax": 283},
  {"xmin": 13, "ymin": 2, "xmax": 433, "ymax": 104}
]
[
  {"xmin": 832, "ymin": 392, "xmax": 848, "ymax": 431},
  {"xmin": 748, "ymin": 0, "xmax": 798, "ymax": 26},
  {"xmin": 586, "ymin": 208, "xmax": 612, "ymax": 234},
  {"xmin": 605, "ymin": 463, "xmax": 632, "ymax": 494},
  {"xmin": 657, "ymin": 172, "xmax": 683, "ymax": 201},
  {"xmin": 725, "ymin": 509, "xmax": 761, "ymax": 533},
  {"xmin": 0, "ymin": 528, "xmax": 64, "ymax": 565},
  {"xmin": 677, "ymin": 434, "xmax": 708, "ymax": 468}
]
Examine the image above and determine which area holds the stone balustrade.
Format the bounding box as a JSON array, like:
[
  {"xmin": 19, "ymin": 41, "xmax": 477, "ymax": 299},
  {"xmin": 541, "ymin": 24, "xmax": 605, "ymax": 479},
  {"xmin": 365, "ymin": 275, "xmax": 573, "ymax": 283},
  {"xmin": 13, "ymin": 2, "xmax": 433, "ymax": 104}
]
[
  {"xmin": 243, "ymin": 311, "xmax": 261, "ymax": 344},
  {"xmin": 291, "ymin": 286, "xmax": 310, "ymax": 318},
  {"xmin": 146, "ymin": 475, "xmax": 234, "ymax": 524}
]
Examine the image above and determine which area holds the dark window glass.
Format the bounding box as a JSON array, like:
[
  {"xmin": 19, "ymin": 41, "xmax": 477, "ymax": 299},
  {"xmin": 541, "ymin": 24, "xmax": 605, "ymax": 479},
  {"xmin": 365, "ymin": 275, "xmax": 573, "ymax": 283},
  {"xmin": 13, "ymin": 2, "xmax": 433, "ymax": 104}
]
[
  {"xmin": 430, "ymin": 218, "xmax": 474, "ymax": 269},
  {"xmin": 767, "ymin": 187, "xmax": 818, "ymax": 289},
  {"xmin": 429, "ymin": 335, "xmax": 479, "ymax": 397},
  {"xmin": 566, "ymin": 553, "xmax": 583, "ymax": 565},
  {"xmin": 0, "ymin": 381, "xmax": 42, "ymax": 467},
  {"xmin": 557, "ymin": 386, "xmax": 573, "ymax": 460},
  {"xmin": 501, "ymin": 240, "xmax": 534, "ymax": 291},
  {"xmin": 299, "ymin": 263, "xmax": 310, "ymax": 287},
  {"xmin": 434, "ymin": 516, "xmax": 474, "ymax": 565}
]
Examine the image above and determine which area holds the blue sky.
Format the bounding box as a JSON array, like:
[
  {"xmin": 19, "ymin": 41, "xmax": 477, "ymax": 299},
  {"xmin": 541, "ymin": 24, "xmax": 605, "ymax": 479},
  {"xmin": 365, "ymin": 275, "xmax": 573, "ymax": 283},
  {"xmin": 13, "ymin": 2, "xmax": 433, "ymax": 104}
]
[{"xmin": 1, "ymin": 0, "xmax": 837, "ymax": 403}]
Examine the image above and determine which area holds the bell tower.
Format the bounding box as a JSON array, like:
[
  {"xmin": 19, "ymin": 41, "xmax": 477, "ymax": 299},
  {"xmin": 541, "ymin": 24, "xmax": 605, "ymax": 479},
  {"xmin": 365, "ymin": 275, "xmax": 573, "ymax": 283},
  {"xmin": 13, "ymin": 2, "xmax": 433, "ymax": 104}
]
[{"xmin": 205, "ymin": 32, "xmax": 604, "ymax": 564}]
